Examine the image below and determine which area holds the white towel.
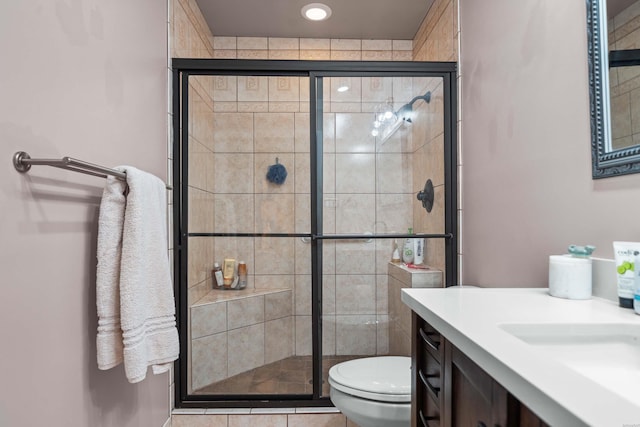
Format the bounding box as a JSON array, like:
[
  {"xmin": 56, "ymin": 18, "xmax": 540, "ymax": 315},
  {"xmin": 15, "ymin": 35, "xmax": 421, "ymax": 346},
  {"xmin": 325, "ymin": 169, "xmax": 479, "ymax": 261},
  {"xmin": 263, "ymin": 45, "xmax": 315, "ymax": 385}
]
[{"xmin": 96, "ymin": 166, "xmax": 179, "ymax": 383}]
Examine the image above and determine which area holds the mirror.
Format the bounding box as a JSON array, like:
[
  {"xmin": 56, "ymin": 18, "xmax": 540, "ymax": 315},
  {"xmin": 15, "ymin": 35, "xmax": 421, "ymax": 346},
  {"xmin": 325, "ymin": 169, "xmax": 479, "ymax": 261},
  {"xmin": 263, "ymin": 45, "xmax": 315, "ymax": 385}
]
[{"xmin": 589, "ymin": 0, "xmax": 640, "ymax": 178}]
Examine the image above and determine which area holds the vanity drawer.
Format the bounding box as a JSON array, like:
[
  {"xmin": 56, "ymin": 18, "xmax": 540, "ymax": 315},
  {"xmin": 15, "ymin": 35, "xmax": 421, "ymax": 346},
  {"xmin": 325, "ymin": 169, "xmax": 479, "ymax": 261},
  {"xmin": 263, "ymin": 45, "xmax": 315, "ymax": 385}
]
[
  {"xmin": 418, "ymin": 321, "xmax": 443, "ymax": 362},
  {"xmin": 418, "ymin": 388, "xmax": 441, "ymax": 427},
  {"xmin": 419, "ymin": 346, "xmax": 442, "ymax": 399}
]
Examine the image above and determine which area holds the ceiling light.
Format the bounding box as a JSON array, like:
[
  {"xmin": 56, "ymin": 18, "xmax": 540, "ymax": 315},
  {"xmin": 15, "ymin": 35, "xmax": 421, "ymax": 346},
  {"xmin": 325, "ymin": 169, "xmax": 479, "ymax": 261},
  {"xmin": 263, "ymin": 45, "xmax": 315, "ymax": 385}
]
[{"xmin": 302, "ymin": 3, "xmax": 332, "ymax": 21}]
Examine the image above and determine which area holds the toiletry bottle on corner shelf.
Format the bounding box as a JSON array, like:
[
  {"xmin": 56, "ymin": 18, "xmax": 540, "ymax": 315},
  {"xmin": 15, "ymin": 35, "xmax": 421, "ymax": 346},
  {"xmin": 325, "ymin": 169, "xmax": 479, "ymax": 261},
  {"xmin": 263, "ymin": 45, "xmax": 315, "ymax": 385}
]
[
  {"xmin": 238, "ymin": 261, "xmax": 248, "ymax": 290},
  {"xmin": 212, "ymin": 262, "xmax": 223, "ymax": 289},
  {"xmin": 402, "ymin": 228, "xmax": 414, "ymax": 264}
]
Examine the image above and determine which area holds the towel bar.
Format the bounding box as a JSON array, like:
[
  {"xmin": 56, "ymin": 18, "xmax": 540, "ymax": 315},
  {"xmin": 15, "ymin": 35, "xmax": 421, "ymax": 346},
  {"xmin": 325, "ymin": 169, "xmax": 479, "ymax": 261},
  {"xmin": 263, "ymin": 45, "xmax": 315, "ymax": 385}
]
[{"xmin": 13, "ymin": 151, "xmax": 172, "ymax": 190}]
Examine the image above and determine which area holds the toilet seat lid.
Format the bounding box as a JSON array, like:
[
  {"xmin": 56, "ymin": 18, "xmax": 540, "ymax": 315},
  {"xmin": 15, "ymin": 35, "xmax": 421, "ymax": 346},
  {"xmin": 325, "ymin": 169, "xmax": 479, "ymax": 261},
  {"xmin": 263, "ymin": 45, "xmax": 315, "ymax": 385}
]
[{"xmin": 328, "ymin": 356, "xmax": 411, "ymax": 403}]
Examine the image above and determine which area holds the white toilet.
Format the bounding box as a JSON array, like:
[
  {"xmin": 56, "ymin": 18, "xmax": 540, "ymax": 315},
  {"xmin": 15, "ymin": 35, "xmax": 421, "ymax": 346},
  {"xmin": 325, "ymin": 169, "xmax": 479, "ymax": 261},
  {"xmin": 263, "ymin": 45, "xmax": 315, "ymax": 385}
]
[{"xmin": 328, "ymin": 356, "xmax": 411, "ymax": 427}]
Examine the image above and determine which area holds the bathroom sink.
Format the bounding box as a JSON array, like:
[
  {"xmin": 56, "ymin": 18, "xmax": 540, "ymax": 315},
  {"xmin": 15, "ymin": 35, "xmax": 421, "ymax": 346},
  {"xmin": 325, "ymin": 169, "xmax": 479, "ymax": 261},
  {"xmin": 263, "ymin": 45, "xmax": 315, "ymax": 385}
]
[{"xmin": 500, "ymin": 322, "xmax": 640, "ymax": 405}]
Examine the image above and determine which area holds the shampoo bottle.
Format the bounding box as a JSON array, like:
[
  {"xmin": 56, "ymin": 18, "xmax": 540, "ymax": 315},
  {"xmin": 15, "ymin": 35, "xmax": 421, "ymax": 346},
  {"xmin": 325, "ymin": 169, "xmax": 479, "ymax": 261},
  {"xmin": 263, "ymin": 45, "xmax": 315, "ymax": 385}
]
[
  {"xmin": 413, "ymin": 237, "xmax": 424, "ymax": 265},
  {"xmin": 402, "ymin": 228, "xmax": 414, "ymax": 264},
  {"xmin": 212, "ymin": 262, "xmax": 223, "ymax": 289}
]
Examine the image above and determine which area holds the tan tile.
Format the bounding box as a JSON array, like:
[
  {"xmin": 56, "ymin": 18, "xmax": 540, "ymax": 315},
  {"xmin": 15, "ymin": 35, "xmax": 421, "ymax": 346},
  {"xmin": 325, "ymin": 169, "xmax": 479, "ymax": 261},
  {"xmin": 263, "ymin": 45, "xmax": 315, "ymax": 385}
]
[
  {"xmin": 254, "ymin": 274, "xmax": 295, "ymax": 290},
  {"xmin": 212, "ymin": 112, "xmax": 254, "ymax": 153},
  {"xmin": 294, "ymin": 113, "xmax": 311, "ymax": 153},
  {"xmin": 335, "ymin": 154, "xmax": 375, "ymax": 194},
  {"xmin": 268, "ymin": 37, "xmax": 299, "ymax": 50},
  {"xmin": 335, "ymin": 274, "xmax": 376, "ymax": 314},
  {"xmin": 255, "ymin": 194, "xmax": 295, "ymax": 234},
  {"xmin": 238, "ymin": 101, "xmax": 269, "ymax": 112},
  {"xmin": 172, "ymin": 414, "xmax": 228, "ymax": 427},
  {"xmin": 335, "ymin": 315, "xmax": 377, "ymax": 355},
  {"xmin": 294, "ymin": 275, "xmax": 311, "ymax": 315},
  {"xmin": 295, "ymin": 239, "xmax": 311, "ymax": 275},
  {"xmin": 266, "ymin": 290, "xmax": 293, "ymax": 320},
  {"xmin": 214, "ymin": 50, "xmax": 237, "ymax": 59},
  {"xmin": 254, "ymin": 237, "xmax": 295, "ymax": 275},
  {"xmin": 191, "ymin": 301, "xmax": 227, "ymax": 339},
  {"xmin": 330, "ymin": 51, "xmax": 362, "ymax": 61},
  {"xmin": 212, "ymin": 76, "xmax": 238, "ymax": 102},
  {"xmin": 254, "ymin": 113, "xmax": 295, "ymax": 152},
  {"xmin": 335, "ymin": 113, "xmax": 375, "ymax": 153},
  {"xmin": 377, "ymin": 314, "xmax": 389, "ymax": 354},
  {"xmin": 228, "ymin": 295, "xmax": 264, "ymax": 329},
  {"xmin": 265, "ymin": 317, "xmax": 294, "ymax": 363},
  {"xmin": 212, "ymin": 153, "xmax": 254, "ymax": 193},
  {"xmin": 227, "ymin": 324, "xmax": 265, "ymax": 376},
  {"xmin": 300, "ymin": 38, "xmax": 330, "ymax": 50},
  {"xmin": 237, "ymin": 37, "xmax": 268, "ymax": 50},
  {"xmin": 392, "ymin": 40, "xmax": 413, "ymax": 51},
  {"xmin": 269, "ymin": 77, "xmax": 300, "ymax": 102},
  {"xmin": 237, "ymin": 49, "xmax": 270, "ymax": 59},
  {"xmin": 213, "ymin": 36, "xmax": 236, "ymax": 50},
  {"xmin": 361, "ymin": 76, "xmax": 393, "ymax": 103},
  {"xmin": 323, "ymin": 315, "xmax": 336, "ymax": 355},
  {"xmin": 295, "ymin": 315, "xmax": 312, "ymax": 355},
  {"xmin": 393, "ymin": 51, "xmax": 413, "ymax": 61},
  {"xmin": 188, "ymin": 187, "xmax": 214, "ymax": 233},
  {"xmin": 287, "ymin": 413, "xmax": 347, "ymax": 427},
  {"xmin": 238, "ymin": 76, "xmax": 268, "ymax": 102},
  {"xmin": 376, "ymin": 274, "xmax": 389, "ymax": 314},
  {"xmin": 213, "ymin": 102, "xmax": 239, "ymax": 112},
  {"xmin": 331, "ymin": 39, "xmax": 361, "ymax": 50},
  {"xmin": 192, "ymin": 332, "xmax": 227, "ymax": 390},
  {"xmin": 300, "ymin": 50, "xmax": 331, "ymax": 60},
  {"xmin": 269, "ymin": 50, "xmax": 300, "ymax": 60},
  {"xmin": 362, "ymin": 39, "xmax": 392, "ymax": 51},
  {"xmin": 362, "ymin": 50, "xmax": 393, "ymax": 61},
  {"xmin": 323, "ymin": 275, "xmax": 336, "ymax": 315},
  {"xmin": 331, "ymin": 77, "xmax": 361, "ymax": 104},
  {"xmin": 188, "ymin": 236, "xmax": 213, "ymax": 288},
  {"xmin": 229, "ymin": 415, "xmax": 287, "ymax": 427}
]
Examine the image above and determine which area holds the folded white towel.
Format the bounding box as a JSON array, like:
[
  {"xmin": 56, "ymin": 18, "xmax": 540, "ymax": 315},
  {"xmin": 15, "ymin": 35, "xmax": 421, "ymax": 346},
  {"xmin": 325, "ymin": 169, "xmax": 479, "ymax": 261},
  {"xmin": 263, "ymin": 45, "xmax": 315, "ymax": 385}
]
[
  {"xmin": 96, "ymin": 166, "xmax": 179, "ymax": 383},
  {"xmin": 96, "ymin": 175, "xmax": 127, "ymax": 370}
]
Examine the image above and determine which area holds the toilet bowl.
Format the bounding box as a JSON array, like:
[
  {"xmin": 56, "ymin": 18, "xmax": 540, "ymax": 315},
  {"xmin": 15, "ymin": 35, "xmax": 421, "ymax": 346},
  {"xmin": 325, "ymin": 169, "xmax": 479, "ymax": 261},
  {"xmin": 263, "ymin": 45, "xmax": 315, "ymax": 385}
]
[{"xmin": 328, "ymin": 356, "xmax": 411, "ymax": 427}]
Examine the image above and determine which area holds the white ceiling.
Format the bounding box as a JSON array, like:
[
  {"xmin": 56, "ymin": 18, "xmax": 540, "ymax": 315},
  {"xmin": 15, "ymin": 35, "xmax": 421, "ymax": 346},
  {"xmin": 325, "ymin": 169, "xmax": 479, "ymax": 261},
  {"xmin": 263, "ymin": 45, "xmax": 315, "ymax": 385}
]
[{"xmin": 195, "ymin": 0, "xmax": 435, "ymax": 40}]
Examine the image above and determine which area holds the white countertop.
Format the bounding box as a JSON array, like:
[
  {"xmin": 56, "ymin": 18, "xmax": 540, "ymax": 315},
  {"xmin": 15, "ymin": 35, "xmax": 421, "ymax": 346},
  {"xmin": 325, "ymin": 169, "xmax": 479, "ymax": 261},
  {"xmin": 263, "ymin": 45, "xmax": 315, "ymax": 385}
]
[{"xmin": 401, "ymin": 287, "xmax": 640, "ymax": 427}]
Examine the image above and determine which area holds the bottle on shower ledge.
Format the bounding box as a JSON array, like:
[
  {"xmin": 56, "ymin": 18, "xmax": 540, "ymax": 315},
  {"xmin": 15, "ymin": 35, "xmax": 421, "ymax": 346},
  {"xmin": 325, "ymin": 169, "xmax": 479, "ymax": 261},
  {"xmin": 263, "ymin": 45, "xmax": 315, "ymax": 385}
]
[
  {"xmin": 391, "ymin": 239, "xmax": 402, "ymax": 264},
  {"xmin": 212, "ymin": 262, "xmax": 223, "ymax": 289},
  {"xmin": 402, "ymin": 228, "xmax": 414, "ymax": 264}
]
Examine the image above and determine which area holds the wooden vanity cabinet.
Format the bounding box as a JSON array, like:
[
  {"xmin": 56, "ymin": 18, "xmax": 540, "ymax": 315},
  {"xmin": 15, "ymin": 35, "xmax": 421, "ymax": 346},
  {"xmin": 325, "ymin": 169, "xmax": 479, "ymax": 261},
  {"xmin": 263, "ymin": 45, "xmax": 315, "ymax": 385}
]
[{"xmin": 412, "ymin": 313, "xmax": 549, "ymax": 427}]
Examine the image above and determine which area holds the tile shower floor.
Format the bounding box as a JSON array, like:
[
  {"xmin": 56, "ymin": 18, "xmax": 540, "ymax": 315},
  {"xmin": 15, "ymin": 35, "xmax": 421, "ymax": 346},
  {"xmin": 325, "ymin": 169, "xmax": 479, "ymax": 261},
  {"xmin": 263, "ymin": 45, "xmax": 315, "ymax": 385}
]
[{"xmin": 194, "ymin": 355, "xmax": 364, "ymax": 395}]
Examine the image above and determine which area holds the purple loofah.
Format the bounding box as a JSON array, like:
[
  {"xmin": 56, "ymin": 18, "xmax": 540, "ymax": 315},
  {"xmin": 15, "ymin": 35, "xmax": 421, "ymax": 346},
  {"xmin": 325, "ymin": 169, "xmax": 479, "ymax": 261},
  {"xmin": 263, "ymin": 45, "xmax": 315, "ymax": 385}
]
[{"xmin": 266, "ymin": 158, "xmax": 287, "ymax": 185}]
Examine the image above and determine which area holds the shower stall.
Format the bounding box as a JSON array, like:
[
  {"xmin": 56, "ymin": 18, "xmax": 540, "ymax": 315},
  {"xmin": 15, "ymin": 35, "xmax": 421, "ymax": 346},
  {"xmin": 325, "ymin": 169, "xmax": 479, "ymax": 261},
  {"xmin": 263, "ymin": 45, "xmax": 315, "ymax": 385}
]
[{"xmin": 172, "ymin": 59, "xmax": 457, "ymax": 407}]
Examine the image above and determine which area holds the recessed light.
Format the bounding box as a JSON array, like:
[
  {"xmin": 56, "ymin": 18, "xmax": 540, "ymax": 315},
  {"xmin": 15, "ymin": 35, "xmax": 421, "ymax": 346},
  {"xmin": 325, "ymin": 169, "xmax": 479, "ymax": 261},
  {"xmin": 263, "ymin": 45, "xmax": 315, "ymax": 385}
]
[{"xmin": 301, "ymin": 3, "xmax": 332, "ymax": 21}]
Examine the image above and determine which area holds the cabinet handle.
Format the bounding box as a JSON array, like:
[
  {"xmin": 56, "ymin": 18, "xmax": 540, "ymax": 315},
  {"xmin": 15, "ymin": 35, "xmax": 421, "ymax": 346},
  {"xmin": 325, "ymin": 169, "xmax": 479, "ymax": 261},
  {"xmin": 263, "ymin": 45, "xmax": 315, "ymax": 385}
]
[
  {"xmin": 418, "ymin": 369, "xmax": 440, "ymax": 398},
  {"xmin": 477, "ymin": 422, "xmax": 487, "ymax": 427},
  {"xmin": 419, "ymin": 327, "xmax": 440, "ymax": 352}
]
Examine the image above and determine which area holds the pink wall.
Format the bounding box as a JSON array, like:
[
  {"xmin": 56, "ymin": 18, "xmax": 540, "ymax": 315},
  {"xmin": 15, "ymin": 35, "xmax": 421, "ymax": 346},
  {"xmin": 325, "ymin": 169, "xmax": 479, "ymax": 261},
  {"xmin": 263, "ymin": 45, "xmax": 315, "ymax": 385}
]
[
  {"xmin": 460, "ymin": 0, "xmax": 640, "ymax": 287},
  {"xmin": 0, "ymin": 1, "xmax": 169, "ymax": 426}
]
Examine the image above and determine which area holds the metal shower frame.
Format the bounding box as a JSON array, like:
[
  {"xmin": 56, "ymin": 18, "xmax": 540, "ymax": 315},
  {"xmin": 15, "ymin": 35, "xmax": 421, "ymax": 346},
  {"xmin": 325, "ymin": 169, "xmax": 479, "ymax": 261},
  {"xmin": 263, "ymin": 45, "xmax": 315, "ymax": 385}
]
[{"xmin": 171, "ymin": 58, "xmax": 458, "ymax": 408}]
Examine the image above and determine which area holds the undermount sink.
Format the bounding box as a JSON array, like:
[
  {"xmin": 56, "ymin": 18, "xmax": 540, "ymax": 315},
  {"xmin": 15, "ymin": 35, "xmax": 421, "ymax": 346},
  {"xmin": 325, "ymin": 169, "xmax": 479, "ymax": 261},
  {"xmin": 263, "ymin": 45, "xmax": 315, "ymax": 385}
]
[{"xmin": 500, "ymin": 322, "xmax": 640, "ymax": 405}]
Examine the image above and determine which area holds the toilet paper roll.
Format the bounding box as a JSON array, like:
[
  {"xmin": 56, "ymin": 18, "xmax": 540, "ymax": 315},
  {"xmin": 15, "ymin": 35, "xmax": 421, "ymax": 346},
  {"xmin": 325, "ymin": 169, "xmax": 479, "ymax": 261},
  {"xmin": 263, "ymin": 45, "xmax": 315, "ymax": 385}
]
[{"xmin": 548, "ymin": 255, "xmax": 592, "ymax": 300}]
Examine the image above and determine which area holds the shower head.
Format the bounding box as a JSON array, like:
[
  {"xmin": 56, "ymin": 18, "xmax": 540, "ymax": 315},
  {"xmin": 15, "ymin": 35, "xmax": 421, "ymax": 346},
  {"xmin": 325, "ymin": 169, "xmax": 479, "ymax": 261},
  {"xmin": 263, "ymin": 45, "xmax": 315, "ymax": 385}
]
[{"xmin": 397, "ymin": 91, "xmax": 431, "ymax": 123}]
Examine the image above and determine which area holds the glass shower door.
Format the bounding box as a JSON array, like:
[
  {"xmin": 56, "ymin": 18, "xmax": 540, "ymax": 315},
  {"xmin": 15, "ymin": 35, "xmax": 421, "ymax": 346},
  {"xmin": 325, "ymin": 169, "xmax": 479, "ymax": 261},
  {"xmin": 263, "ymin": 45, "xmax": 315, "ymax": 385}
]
[
  {"xmin": 318, "ymin": 75, "xmax": 447, "ymax": 396},
  {"xmin": 186, "ymin": 74, "xmax": 314, "ymax": 397}
]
